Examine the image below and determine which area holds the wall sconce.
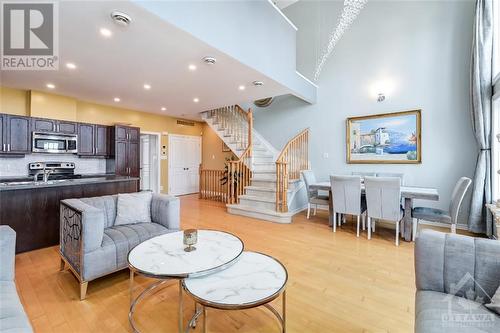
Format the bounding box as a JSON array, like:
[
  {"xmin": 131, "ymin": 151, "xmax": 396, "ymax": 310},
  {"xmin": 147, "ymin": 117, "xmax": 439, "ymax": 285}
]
[{"xmin": 370, "ymin": 78, "xmax": 395, "ymax": 102}]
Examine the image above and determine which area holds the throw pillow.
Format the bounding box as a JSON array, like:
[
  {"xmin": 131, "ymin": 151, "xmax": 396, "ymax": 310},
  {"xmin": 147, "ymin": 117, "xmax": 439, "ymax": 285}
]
[
  {"xmin": 114, "ymin": 191, "xmax": 152, "ymax": 225},
  {"xmin": 486, "ymin": 285, "xmax": 500, "ymax": 315}
]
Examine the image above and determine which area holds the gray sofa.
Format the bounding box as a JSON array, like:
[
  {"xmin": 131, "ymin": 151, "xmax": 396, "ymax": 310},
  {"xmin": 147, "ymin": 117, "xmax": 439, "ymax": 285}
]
[
  {"xmin": 0, "ymin": 226, "xmax": 33, "ymax": 333},
  {"xmin": 415, "ymin": 230, "xmax": 500, "ymax": 332},
  {"xmin": 59, "ymin": 193, "xmax": 180, "ymax": 300}
]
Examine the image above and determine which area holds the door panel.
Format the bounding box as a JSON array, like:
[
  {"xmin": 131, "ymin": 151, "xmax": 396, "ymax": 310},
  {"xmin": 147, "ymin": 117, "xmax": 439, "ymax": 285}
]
[
  {"xmin": 128, "ymin": 141, "xmax": 140, "ymax": 177},
  {"xmin": 95, "ymin": 125, "xmax": 108, "ymax": 156},
  {"xmin": 6, "ymin": 115, "xmax": 30, "ymax": 153},
  {"xmin": 115, "ymin": 141, "xmax": 128, "ymax": 176},
  {"xmin": 78, "ymin": 124, "xmax": 95, "ymax": 155},
  {"xmin": 57, "ymin": 121, "xmax": 78, "ymax": 134},
  {"xmin": 169, "ymin": 135, "xmax": 201, "ymax": 195},
  {"xmin": 115, "ymin": 126, "xmax": 128, "ymax": 141},
  {"xmin": 32, "ymin": 118, "xmax": 56, "ymax": 132}
]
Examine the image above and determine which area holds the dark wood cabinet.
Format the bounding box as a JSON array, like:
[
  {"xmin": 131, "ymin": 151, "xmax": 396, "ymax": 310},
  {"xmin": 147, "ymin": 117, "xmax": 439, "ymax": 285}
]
[
  {"xmin": 0, "ymin": 115, "xmax": 4, "ymax": 151},
  {"xmin": 32, "ymin": 117, "xmax": 77, "ymax": 134},
  {"xmin": 0, "ymin": 179, "xmax": 140, "ymax": 253},
  {"xmin": 77, "ymin": 123, "xmax": 95, "ymax": 155},
  {"xmin": 94, "ymin": 125, "xmax": 109, "ymax": 156},
  {"xmin": 1, "ymin": 114, "xmax": 31, "ymax": 154},
  {"xmin": 108, "ymin": 125, "xmax": 140, "ymax": 177}
]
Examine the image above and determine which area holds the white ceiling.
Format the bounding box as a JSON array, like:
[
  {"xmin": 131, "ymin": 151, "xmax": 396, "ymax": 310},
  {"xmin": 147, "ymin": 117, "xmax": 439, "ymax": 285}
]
[{"xmin": 0, "ymin": 1, "xmax": 294, "ymax": 119}]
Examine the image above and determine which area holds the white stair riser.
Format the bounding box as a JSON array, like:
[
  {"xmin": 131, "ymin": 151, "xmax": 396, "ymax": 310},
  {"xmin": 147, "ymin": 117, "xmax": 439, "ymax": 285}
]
[
  {"xmin": 253, "ymin": 156, "xmax": 274, "ymax": 163},
  {"xmin": 239, "ymin": 199, "xmax": 276, "ymax": 210},
  {"xmin": 252, "ymin": 174, "xmax": 277, "ymax": 181},
  {"xmin": 251, "ymin": 180, "xmax": 301, "ymax": 190},
  {"xmin": 253, "ymin": 164, "xmax": 275, "ymax": 172},
  {"xmin": 245, "ymin": 188, "xmax": 293, "ymax": 201},
  {"xmin": 226, "ymin": 206, "xmax": 292, "ymax": 224}
]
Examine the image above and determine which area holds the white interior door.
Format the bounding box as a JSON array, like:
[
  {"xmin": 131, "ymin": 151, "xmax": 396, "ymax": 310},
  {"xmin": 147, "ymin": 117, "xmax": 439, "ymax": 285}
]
[
  {"xmin": 169, "ymin": 134, "xmax": 201, "ymax": 195},
  {"xmin": 140, "ymin": 135, "xmax": 151, "ymax": 191}
]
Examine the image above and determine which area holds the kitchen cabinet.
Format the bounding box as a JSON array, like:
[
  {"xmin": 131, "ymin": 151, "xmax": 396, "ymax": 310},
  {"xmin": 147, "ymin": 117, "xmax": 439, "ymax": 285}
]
[
  {"xmin": 108, "ymin": 125, "xmax": 140, "ymax": 177},
  {"xmin": 94, "ymin": 125, "xmax": 109, "ymax": 156},
  {"xmin": 32, "ymin": 117, "xmax": 77, "ymax": 134},
  {"xmin": 0, "ymin": 114, "xmax": 31, "ymax": 154},
  {"xmin": 77, "ymin": 123, "xmax": 95, "ymax": 155}
]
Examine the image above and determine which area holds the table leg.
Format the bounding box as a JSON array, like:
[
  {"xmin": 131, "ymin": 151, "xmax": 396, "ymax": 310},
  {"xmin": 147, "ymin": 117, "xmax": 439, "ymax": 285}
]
[
  {"xmin": 179, "ymin": 280, "xmax": 183, "ymax": 333},
  {"xmin": 403, "ymin": 198, "xmax": 413, "ymax": 241},
  {"xmin": 282, "ymin": 290, "xmax": 287, "ymax": 333},
  {"xmin": 328, "ymin": 189, "xmax": 333, "ymax": 227},
  {"xmin": 203, "ymin": 306, "xmax": 207, "ymax": 333},
  {"xmin": 129, "ymin": 269, "xmax": 135, "ymax": 304}
]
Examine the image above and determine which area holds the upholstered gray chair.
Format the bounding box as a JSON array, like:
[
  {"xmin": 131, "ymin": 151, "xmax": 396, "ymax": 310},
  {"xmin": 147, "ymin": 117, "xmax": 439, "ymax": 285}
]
[
  {"xmin": 301, "ymin": 170, "xmax": 329, "ymax": 219},
  {"xmin": 351, "ymin": 171, "xmax": 376, "ymax": 179},
  {"xmin": 375, "ymin": 172, "xmax": 405, "ymax": 185},
  {"xmin": 330, "ymin": 175, "xmax": 366, "ymax": 235},
  {"xmin": 59, "ymin": 193, "xmax": 180, "ymax": 300},
  {"xmin": 415, "ymin": 229, "xmax": 500, "ymax": 332},
  {"xmin": 364, "ymin": 176, "xmax": 403, "ymax": 245},
  {"xmin": 0, "ymin": 226, "xmax": 33, "ymax": 332},
  {"xmin": 412, "ymin": 177, "xmax": 472, "ymax": 240}
]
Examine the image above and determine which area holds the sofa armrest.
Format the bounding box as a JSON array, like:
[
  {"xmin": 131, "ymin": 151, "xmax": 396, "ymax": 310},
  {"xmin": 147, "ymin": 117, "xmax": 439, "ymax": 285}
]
[
  {"xmin": 0, "ymin": 225, "xmax": 16, "ymax": 281},
  {"xmin": 60, "ymin": 199, "xmax": 105, "ymax": 275},
  {"xmin": 151, "ymin": 194, "xmax": 180, "ymax": 230}
]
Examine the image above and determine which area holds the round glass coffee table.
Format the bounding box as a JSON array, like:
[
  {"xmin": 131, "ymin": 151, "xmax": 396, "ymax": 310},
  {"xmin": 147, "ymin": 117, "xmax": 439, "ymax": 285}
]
[
  {"xmin": 127, "ymin": 230, "xmax": 244, "ymax": 333},
  {"xmin": 183, "ymin": 251, "xmax": 288, "ymax": 333}
]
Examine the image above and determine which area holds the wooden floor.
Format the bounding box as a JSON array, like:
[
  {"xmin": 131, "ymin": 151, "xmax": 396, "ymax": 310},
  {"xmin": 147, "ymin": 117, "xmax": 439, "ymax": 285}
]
[{"xmin": 15, "ymin": 195, "xmax": 455, "ymax": 333}]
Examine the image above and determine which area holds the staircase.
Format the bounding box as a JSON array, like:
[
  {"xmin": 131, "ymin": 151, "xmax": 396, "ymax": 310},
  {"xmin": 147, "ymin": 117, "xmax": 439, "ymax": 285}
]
[{"xmin": 201, "ymin": 105, "xmax": 308, "ymax": 223}]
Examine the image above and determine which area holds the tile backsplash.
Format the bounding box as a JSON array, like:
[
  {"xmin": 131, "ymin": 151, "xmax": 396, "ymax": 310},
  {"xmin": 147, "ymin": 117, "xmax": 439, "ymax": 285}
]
[{"xmin": 0, "ymin": 154, "xmax": 106, "ymax": 177}]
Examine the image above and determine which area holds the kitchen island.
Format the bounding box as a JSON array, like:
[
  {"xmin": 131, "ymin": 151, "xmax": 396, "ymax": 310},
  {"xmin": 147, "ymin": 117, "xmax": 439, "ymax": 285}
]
[{"xmin": 0, "ymin": 175, "xmax": 139, "ymax": 253}]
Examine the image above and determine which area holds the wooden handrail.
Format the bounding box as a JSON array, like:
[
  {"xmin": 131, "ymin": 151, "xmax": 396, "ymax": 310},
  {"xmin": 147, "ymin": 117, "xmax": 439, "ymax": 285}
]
[
  {"xmin": 199, "ymin": 167, "xmax": 227, "ymax": 203},
  {"xmin": 276, "ymin": 128, "xmax": 310, "ymax": 212}
]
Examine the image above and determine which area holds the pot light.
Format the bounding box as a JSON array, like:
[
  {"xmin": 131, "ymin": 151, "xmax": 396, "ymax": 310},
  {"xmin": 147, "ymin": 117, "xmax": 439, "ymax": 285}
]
[
  {"xmin": 238, "ymin": 85, "xmax": 246, "ymax": 91},
  {"xmin": 188, "ymin": 64, "xmax": 197, "ymax": 71},
  {"xmin": 66, "ymin": 63, "xmax": 77, "ymax": 70},
  {"xmin": 193, "ymin": 98, "xmax": 199, "ymax": 103},
  {"xmin": 113, "ymin": 97, "xmax": 121, "ymax": 102},
  {"xmin": 202, "ymin": 56, "xmax": 217, "ymax": 65},
  {"xmin": 252, "ymin": 80, "xmax": 264, "ymax": 86},
  {"xmin": 143, "ymin": 84, "xmax": 151, "ymax": 90},
  {"xmin": 161, "ymin": 107, "xmax": 166, "ymax": 111},
  {"xmin": 46, "ymin": 83, "xmax": 55, "ymax": 89},
  {"xmin": 100, "ymin": 28, "xmax": 112, "ymax": 37}
]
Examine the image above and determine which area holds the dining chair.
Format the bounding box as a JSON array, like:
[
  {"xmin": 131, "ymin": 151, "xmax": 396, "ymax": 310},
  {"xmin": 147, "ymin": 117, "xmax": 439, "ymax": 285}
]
[
  {"xmin": 330, "ymin": 175, "xmax": 366, "ymax": 235},
  {"xmin": 301, "ymin": 170, "xmax": 329, "ymax": 219},
  {"xmin": 412, "ymin": 177, "xmax": 472, "ymax": 240},
  {"xmin": 364, "ymin": 176, "xmax": 403, "ymax": 246},
  {"xmin": 375, "ymin": 172, "xmax": 405, "ymax": 185},
  {"xmin": 352, "ymin": 172, "xmax": 376, "ymax": 179}
]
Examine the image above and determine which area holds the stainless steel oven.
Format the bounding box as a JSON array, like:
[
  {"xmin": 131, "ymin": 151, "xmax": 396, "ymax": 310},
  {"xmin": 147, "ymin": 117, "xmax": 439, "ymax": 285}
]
[{"xmin": 32, "ymin": 132, "xmax": 78, "ymax": 154}]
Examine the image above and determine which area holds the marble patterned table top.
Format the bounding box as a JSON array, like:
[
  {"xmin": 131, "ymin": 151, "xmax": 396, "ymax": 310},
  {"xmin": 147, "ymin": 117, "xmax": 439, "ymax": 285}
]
[
  {"xmin": 128, "ymin": 230, "xmax": 244, "ymax": 278},
  {"xmin": 183, "ymin": 251, "xmax": 287, "ymax": 309}
]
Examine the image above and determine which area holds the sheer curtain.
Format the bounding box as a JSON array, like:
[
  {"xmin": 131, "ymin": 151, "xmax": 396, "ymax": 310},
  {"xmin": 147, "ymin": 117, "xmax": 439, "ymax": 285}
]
[{"xmin": 469, "ymin": 0, "xmax": 494, "ymax": 236}]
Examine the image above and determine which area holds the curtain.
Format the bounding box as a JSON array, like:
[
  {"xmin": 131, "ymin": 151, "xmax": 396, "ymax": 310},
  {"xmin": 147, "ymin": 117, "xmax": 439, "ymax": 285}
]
[{"xmin": 469, "ymin": 0, "xmax": 494, "ymax": 236}]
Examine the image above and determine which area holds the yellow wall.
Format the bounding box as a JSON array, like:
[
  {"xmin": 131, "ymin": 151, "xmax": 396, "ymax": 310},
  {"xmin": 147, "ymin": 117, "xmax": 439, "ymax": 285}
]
[{"xmin": 0, "ymin": 87, "xmax": 230, "ymax": 194}]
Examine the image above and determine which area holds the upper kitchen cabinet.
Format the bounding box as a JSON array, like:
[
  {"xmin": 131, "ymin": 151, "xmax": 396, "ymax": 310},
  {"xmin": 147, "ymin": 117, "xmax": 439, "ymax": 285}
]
[
  {"xmin": 0, "ymin": 114, "xmax": 31, "ymax": 154},
  {"xmin": 115, "ymin": 125, "xmax": 139, "ymax": 143},
  {"xmin": 109, "ymin": 125, "xmax": 140, "ymax": 176},
  {"xmin": 78, "ymin": 123, "xmax": 110, "ymax": 157},
  {"xmin": 94, "ymin": 125, "xmax": 109, "ymax": 156},
  {"xmin": 32, "ymin": 117, "xmax": 78, "ymax": 134}
]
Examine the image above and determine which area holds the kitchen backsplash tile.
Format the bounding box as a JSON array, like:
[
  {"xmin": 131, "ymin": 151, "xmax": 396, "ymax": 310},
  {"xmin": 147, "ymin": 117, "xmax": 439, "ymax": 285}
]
[{"xmin": 0, "ymin": 155, "xmax": 106, "ymax": 177}]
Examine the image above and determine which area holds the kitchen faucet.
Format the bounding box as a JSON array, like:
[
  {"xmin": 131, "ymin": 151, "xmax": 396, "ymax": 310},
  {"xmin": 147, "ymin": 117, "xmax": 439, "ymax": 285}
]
[{"xmin": 33, "ymin": 168, "xmax": 54, "ymax": 182}]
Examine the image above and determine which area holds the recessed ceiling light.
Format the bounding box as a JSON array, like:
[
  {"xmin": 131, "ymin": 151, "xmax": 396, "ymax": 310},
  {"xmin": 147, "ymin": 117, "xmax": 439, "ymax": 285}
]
[
  {"xmin": 188, "ymin": 64, "xmax": 197, "ymax": 71},
  {"xmin": 161, "ymin": 107, "xmax": 166, "ymax": 111},
  {"xmin": 193, "ymin": 98, "xmax": 199, "ymax": 103},
  {"xmin": 66, "ymin": 63, "xmax": 77, "ymax": 69},
  {"xmin": 46, "ymin": 83, "xmax": 55, "ymax": 89},
  {"xmin": 238, "ymin": 85, "xmax": 246, "ymax": 91},
  {"xmin": 100, "ymin": 28, "xmax": 112, "ymax": 37},
  {"xmin": 113, "ymin": 97, "xmax": 120, "ymax": 102},
  {"xmin": 253, "ymin": 80, "xmax": 264, "ymax": 86},
  {"xmin": 143, "ymin": 84, "xmax": 151, "ymax": 90},
  {"xmin": 110, "ymin": 11, "xmax": 132, "ymax": 26},
  {"xmin": 202, "ymin": 56, "xmax": 217, "ymax": 65}
]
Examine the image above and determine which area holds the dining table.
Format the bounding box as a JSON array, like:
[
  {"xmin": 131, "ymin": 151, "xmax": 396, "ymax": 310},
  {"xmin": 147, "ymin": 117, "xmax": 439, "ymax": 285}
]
[{"xmin": 309, "ymin": 182, "xmax": 439, "ymax": 242}]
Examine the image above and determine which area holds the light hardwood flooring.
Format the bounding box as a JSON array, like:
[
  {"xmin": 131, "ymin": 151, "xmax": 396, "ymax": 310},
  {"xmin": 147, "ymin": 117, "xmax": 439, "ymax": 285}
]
[{"xmin": 14, "ymin": 195, "xmax": 462, "ymax": 333}]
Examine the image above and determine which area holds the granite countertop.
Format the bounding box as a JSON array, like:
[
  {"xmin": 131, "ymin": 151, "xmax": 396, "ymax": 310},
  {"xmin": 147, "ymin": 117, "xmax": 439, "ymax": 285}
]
[{"xmin": 0, "ymin": 174, "xmax": 139, "ymax": 191}]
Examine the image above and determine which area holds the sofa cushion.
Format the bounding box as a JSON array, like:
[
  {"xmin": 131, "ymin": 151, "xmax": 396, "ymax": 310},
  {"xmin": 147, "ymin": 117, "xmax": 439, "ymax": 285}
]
[
  {"xmin": 115, "ymin": 192, "xmax": 152, "ymax": 226},
  {"xmin": 104, "ymin": 223, "xmax": 171, "ymax": 269},
  {"xmin": 415, "ymin": 290, "xmax": 500, "ymax": 333},
  {"xmin": 80, "ymin": 195, "xmax": 117, "ymax": 228},
  {"xmin": 486, "ymin": 286, "xmax": 500, "ymax": 315},
  {"xmin": 0, "ymin": 281, "xmax": 33, "ymax": 333}
]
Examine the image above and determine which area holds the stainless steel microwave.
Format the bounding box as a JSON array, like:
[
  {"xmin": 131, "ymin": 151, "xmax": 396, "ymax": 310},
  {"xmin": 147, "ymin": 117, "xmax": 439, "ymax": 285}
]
[{"xmin": 32, "ymin": 132, "xmax": 78, "ymax": 154}]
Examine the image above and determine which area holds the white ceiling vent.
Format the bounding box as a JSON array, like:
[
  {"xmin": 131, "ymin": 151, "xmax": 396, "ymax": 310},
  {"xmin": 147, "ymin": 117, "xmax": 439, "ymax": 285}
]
[{"xmin": 111, "ymin": 11, "xmax": 132, "ymax": 26}]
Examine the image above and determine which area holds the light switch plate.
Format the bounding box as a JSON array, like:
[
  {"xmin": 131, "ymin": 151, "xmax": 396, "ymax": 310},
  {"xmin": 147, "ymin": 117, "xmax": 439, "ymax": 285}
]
[{"xmin": 323, "ymin": 152, "xmax": 329, "ymax": 159}]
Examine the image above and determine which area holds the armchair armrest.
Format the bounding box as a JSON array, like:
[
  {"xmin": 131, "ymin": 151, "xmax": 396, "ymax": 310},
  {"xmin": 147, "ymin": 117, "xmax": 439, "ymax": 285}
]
[
  {"xmin": 0, "ymin": 226, "xmax": 15, "ymax": 281},
  {"xmin": 151, "ymin": 194, "xmax": 180, "ymax": 230},
  {"xmin": 60, "ymin": 199, "xmax": 105, "ymax": 275}
]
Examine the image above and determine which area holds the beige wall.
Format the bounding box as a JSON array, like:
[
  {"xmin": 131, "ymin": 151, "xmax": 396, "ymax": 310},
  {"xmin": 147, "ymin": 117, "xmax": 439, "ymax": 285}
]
[
  {"xmin": 0, "ymin": 86, "xmax": 229, "ymax": 193},
  {"xmin": 202, "ymin": 123, "xmax": 236, "ymax": 170}
]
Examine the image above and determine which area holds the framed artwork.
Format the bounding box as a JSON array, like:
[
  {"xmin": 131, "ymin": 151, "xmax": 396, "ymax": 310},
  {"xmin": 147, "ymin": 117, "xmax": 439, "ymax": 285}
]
[
  {"xmin": 222, "ymin": 142, "xmax": 231, "ymax": 152},
  {"xmin": 346, "ymin": 109, "xmax": 421, "ymax": 164}
]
